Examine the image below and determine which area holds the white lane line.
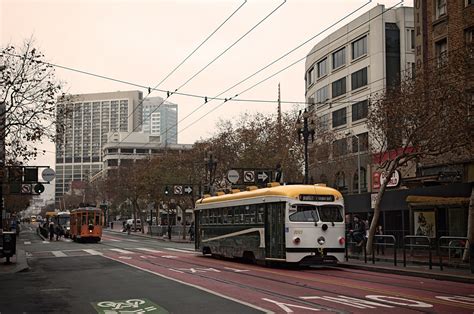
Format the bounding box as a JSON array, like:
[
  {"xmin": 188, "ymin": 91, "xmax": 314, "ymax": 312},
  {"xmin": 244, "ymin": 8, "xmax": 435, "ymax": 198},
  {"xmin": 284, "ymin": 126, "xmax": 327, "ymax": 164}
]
[
  {"xmin": 104, "ymin": 256, "xmax": 273, "ymax": 314},
  {"xmin": 135, "ymin": 248, "xmax": 164, "ymax": 253},
  {"xmin": 103, "ymin": 238, "xmax": 121, "ymax": 242},
  {"xmin": 83, "ymin": 249, "xmax": 103, "ymax": 256},
  {"xmin": 52, "ymin": 251, "xmax": 67, "ymax": 257},
  {"xmin": 125, "ymin": 239, "xmax": 139, "ymax": 242},
  {"xmin": 24, "ymin": 241, "xmax": 31, "ymax": 245},
  {"xmin": 109, "ymin": 248, "xmax": 135, "ymax": 254},
  {"xmin": 165, "ymin": 248, "xmax": 195, "ymax": 254},
  {"xmin": 42, "ymin": 241, "xmax": 50, "ymax": 244}
]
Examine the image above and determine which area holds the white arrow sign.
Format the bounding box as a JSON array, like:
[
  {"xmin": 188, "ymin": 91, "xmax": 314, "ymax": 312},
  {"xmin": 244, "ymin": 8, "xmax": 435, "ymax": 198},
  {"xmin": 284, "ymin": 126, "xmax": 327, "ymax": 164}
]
[
  {"xmin": 257, "ymin": 172, "xmax": 269, "ymax": 182},
  {"xmin": 184, "ymin": 186, "xmax": 193, "ymax": 194}
]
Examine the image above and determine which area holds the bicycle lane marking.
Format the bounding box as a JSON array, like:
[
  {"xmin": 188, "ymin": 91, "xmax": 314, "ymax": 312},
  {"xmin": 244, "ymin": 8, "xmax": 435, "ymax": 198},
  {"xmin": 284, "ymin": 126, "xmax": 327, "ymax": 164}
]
[
  {"xmin": 102, "ymin": 254, "xmax": 274, "ymax": 314},
  {"xmin": 92, "ymin": 298, "xmax": 168, "ymax": 314}
]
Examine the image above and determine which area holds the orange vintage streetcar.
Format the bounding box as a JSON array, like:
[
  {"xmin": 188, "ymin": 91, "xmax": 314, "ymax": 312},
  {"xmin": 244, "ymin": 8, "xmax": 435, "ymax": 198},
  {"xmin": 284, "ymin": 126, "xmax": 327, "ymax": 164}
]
[{"xmin": 70, "ymin": 207, "xmax": 103, "ymax": 243}]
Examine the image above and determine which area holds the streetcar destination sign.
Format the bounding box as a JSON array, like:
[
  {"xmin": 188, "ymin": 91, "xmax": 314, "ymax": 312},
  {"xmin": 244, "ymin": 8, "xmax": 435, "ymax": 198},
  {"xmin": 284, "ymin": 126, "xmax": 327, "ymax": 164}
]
[{"xmin": 299, "ymin": 195, "xmax": 334, "ymax": 202}]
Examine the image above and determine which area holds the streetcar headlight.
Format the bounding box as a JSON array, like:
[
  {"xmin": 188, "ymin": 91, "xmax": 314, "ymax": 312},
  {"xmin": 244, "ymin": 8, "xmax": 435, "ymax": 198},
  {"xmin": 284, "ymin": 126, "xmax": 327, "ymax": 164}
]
[
  {"xmin": 89, "ymin": 229, "xmax": 92, "ymax": 233},
  {"xmin": 293, "ymin": 237, "xmax": 301, "ymax": 244},
  {"xmin": 317, "ymin": 236, "xmax": 325, "ymax": 245}
]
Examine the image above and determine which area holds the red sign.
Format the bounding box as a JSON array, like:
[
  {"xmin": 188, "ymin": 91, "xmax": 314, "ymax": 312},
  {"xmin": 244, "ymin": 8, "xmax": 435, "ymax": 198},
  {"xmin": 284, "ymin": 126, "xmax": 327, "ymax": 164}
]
[{"xmin": 372, "ymin": 170, "xmax": 401, "ymax": 189}]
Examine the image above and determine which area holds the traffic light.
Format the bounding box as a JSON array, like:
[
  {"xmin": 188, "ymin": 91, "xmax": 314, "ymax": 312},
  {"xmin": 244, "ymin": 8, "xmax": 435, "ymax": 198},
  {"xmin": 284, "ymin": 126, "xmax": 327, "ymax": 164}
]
[
  {"xmin": 164, "ymin": 186, "xmax": 169, "ymax": 196},
  {"xmin": 34, "ymin": 183, "xmax": 45, "ymax": 194}
]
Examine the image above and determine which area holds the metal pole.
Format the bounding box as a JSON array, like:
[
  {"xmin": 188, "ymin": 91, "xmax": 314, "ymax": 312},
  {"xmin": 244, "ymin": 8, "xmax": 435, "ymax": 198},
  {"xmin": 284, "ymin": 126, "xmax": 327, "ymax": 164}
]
[{"xmin": 357, "ymin": 135, "xmax": 361, "ymax": 194}]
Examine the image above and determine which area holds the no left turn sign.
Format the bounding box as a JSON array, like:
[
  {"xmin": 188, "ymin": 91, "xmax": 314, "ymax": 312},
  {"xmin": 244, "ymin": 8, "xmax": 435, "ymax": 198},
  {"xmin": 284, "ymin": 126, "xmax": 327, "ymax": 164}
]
[{"xmin": 243, "ymin": 171, "xmax": 255, "ymax": 183}]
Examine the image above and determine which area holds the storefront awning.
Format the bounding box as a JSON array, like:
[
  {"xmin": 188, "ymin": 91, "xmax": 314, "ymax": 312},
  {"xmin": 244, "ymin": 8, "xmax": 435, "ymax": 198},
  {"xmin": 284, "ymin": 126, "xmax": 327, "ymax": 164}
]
[{"xmin": 406, "ymin": 195, "xmax": 470, "ymax": 206}]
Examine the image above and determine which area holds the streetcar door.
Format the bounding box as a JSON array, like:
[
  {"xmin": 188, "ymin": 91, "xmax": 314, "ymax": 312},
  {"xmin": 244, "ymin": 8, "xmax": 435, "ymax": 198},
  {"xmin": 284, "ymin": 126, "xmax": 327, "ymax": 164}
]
[
  {"xmin": 265, "ymin": 202, "xmax": 286, "ymax": 259},
  {"xmin": 194, "ymin": 210, "xmax": 200, "ymax": 250}
]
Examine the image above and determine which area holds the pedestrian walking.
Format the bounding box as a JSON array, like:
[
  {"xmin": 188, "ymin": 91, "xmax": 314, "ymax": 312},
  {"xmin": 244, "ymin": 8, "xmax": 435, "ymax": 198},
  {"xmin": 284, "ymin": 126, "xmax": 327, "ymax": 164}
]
[
  {"xmin": 126, "ymin": 223, "xmax": 131, "ymax": 235},
  {"xmin": 49, "ymin": 222, "xmax": 55, "ymax": 241},
  {"xmin": 110, "ymin": 221, "xmax": 114, "ymax": 230},
  {"xmin": 188, "ymin": 222, "xmax": 195, "ymax": 241},
  {"xmin": 349, "ymin": 215, "xmax": 366, "ymax": 246}
]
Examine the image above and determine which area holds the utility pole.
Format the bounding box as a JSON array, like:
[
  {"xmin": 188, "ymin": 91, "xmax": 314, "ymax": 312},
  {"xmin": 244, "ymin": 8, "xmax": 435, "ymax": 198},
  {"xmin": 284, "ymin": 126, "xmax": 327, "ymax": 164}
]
[
  {"xmin": 296, "ymin": 109, "xmax": 315, "ymax": 184},
  {"xmin": 0, "ymin": 64, "xmax": 6, "ymax": 231},
  {"xmin": 204, "ymin": 151, "xmax": 217, "ymax": 195}
]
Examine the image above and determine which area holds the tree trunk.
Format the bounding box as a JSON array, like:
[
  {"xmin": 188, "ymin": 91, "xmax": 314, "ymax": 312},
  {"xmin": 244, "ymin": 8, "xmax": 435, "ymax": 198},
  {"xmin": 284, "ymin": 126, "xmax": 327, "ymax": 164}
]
[
  {"xmin": 462, "ymin": 185, "xmax": 474, "ymax": 262},
  {"xmin": 366, "ymin": 161, "xmax": 397, "ymax": 254}
]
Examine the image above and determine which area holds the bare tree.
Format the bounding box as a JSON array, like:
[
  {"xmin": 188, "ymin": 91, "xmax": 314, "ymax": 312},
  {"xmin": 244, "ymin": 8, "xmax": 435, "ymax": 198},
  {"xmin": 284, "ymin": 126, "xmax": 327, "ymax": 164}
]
[
  {"xmin": 366, "ymin": 46, "xmax": 473, "ymax": 253},
  {"xmin": 1, "ymin": 39, "xmax": 69, "ymax": 163}
]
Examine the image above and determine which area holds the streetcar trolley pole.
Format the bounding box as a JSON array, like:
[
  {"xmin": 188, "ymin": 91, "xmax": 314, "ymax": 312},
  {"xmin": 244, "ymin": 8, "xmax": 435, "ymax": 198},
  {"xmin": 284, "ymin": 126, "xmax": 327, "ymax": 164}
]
[
  {"xmin": 372, "ymin": 235, "xmax": 397, "ymax": 266},
  {"xmin": 438, "ymin": 236, "xmax": 470, "ymax": 271},
  {"xmin": 403, "ymin": 235, "xmax": 432, "ymax": 269}
]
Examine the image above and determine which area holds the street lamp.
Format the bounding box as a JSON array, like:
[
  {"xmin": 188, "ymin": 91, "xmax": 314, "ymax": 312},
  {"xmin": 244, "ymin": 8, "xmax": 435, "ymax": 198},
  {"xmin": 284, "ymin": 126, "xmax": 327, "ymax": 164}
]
[
  {"xmin": 296, "ymin": 109, "xmax": 315, "ymax": 184},
  {"xmin": 346, "ymin": 131, "xmax": 361, "ymax": 194}
]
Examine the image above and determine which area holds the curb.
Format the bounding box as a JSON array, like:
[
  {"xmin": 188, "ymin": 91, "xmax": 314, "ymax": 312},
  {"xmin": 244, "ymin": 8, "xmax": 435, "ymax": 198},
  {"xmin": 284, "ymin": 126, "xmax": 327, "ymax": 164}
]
[{"xmin": 338, "ymin": 262, "xmax": 474, "ymax": 284}]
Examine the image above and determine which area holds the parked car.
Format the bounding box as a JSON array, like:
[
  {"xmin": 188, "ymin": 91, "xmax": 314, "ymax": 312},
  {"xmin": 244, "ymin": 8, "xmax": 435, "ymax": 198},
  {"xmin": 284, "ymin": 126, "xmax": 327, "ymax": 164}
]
[{"xmin": 126, "ymin": 219, "xmax": 141, "ymax": 232}]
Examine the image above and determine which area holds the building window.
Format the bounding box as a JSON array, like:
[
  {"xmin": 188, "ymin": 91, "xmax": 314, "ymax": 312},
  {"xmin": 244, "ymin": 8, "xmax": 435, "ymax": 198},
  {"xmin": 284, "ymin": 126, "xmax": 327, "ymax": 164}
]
[
  {"xmin": 465, "ymin": 28, "xmax": 474, "ymax": 44},
  {"xmin": 319, "ymin": 113, "xmax": 330, "ymax": 131},
  {"xmin": 316, "ymin": 85, "xmax": 329, "ymax": 103},
  {"xmin": 351, "ymin": 132, "xmax": 369, "ymax": 153},
  {"xmin": 335, "ymin": 171, "xmax": 347, "ymax": 191},
  {"xmin": 352, "ymin": 100, "xmax": 368, "ymax": 122},
  {"xmin": 352, "ymin": 36, "xmax": 367, "ymax": 59},
  {"xmin": 332, "ymin": 77, "xmax": 346, "ymax": 98},
  {"xmin": 351, "ymin": 67, "xmax": 368, "ymax": 90},
  {"xmin": 333, "ymin": 138, "xmax": 348, "ymax": 157},
  {"xmin": 332, "ymin": 47, "xmax": 346, "ymax": 69},
  {"xmin": 307, "ymin": 67, "xmax": 314, "ymax": 88},
  {"xmin": 353, "ymin": 167, "xmax": 367, "ymax": 192},
  {"xmin": 317, "ymin": 58, "xmax": 327, "ymax": 78},
  {"xmin": 407, "ymin": 29, "xmax": 415, "ymax": 50},
  {"xmin": 332, "ymin": 107, "xmax": 347, "ymax": 128},
  {"xmin": 435, "ymin": 38, "xmax": 448, "ymax": 66},
  {"xmin": 436, "ymin": 0, "xmax": 446, "ymax": 18},
  {"xmin": 467, "ymin": 0, "xmax": 473, "ymax": 6}
]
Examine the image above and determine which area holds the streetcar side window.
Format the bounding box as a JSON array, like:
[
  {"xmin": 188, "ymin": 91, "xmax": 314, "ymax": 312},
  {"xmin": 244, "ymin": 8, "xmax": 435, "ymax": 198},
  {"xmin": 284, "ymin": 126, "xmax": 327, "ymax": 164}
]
[
  {"xmin": 234, "ymin": 207, "xmax": 241, "ymax": 224},
  {"xmin": 82, "ymin": 214, "xmax": 86, "ymax": 225},
  {"xmin": 289, "ymin": 205, "xmax": 319, "ymax": 222},
  {"xmin": 222, "ymin": 208, "xmax": 229, "ymax": 224},
  {"xmin": 317, "ymin": 206, "xmax": 343, "ymax": 222},
  {"xmin": 257, "ymin": 205, "xmax": 264, "ymax": 223},
  {"xmin": 95, "ymin": 213, "xmax": 100, "ymax": 225},
  {"xmin": 227, "ymin": 207, "xmax": 233, "ymax": 224},
  {"xmin": 88, "ymin": 214, "xmax": 94, "ymax": 226}
]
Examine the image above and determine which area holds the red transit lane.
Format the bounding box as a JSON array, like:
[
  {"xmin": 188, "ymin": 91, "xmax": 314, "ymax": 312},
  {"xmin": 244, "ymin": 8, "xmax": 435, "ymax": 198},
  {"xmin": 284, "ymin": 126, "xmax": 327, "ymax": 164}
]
[{"xmin": 101, "ymin": 248, "xmax": 474, "ymax": 313}]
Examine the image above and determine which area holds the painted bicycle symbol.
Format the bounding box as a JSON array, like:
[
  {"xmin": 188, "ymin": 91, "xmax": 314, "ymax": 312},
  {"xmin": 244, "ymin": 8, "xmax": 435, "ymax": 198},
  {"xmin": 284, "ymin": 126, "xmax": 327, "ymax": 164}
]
[{"xmin": 97, "ymin": 299, "xmax": 145, "ymax": 310}]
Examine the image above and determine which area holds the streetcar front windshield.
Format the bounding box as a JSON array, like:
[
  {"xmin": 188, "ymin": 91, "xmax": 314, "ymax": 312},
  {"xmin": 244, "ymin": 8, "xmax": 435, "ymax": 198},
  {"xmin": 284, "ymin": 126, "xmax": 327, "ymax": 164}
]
[
  {"xmin": 289, "ymin": 205, "xmax": 319, "ymax": 222},
  {"xmin": 317, "ymin": 205, "xmax": 343, "ymax": 222}
]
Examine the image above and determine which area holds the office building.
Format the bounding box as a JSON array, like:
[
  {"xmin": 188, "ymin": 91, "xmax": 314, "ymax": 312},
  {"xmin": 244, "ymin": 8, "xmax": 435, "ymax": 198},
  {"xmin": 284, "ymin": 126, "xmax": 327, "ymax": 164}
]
[
  {"xmin": 55, "ymin": 90, "xmax": 143, "ymax": 206},
  {"xmin": 142, "ymin": 97, "xmax": 178, "ymax": 145}
]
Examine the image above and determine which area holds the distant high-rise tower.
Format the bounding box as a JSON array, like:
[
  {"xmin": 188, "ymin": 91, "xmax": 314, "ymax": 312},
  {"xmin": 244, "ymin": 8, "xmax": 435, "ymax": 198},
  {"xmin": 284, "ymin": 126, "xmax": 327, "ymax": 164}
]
[
  {"xmin": 142, "ymin": 97, "xmax": 178, "ymax": 145},
  {"xmin": 55, "ymin": 90, "xmax": 143, "ymax": 206}
]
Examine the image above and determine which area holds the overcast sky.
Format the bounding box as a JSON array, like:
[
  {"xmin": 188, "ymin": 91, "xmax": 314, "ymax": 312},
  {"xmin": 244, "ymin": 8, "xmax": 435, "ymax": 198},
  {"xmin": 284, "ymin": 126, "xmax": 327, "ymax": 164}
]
[{"xmin": 1, "ymin": 0, "xmax": 408, "ymax": 201}]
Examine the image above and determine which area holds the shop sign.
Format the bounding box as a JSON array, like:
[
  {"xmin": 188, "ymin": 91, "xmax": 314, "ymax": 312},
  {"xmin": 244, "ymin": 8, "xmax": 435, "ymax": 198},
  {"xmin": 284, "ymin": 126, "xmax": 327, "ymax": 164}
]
[{"xmin": 373, "ymin": 170, "xmax": 401, "ymax": 189}]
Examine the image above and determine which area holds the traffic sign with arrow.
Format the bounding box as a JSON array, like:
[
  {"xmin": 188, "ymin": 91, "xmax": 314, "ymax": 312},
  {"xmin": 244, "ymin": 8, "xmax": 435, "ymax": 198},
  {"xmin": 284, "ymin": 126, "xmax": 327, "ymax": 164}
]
[
  {"xmin": 257, "ymin": 171, "xmax": 270, "ymax": 183},
  {"xmin": 184, "ymin": 186, "xmax": 193, "ymax": 195}
]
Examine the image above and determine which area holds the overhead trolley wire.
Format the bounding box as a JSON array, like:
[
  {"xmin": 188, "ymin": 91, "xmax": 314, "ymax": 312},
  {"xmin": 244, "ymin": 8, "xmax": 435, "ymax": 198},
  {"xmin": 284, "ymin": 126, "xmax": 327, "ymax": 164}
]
[
  {"xmin": 166, "ymin": 0, "xmax": 372, "ymax": 136},
  {"xmin": 173, "ymin": 1, "xmax": 403, "ymax": 138}
]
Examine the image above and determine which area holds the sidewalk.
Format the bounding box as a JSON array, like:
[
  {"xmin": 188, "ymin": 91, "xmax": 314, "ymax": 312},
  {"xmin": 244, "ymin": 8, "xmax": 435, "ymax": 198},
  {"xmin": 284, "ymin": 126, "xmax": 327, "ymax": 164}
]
[
  {"xmin": 0, "ymin": 249, "xmax": 29, "ymax": 274},
  {"xmin": 339, "ymin": 257, "xmax": 474, "ymax": 284}
]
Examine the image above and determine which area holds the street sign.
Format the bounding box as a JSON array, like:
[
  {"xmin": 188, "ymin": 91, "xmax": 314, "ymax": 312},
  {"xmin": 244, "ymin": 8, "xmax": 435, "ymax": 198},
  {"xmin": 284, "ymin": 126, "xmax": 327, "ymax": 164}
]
[
  {"xmin": 24, "ymin": 168, "xmax": 38, "ymax": 183},
  {"xmin": 184, "ymin": 185, "xmax": 193, "ymax": 195},
  {"xmin": 42, "ymin": 168, "xmax": 56, "ymax": 182},
  {"xmin": 257, "ymin": 171, "xmax": 270, "ymax": 183},
  {"xmin": 243, "ymin": 171, "xmax": 255, "ymax": 183},
  {"xmin": 227, "ymin": 170, "xmax": 240, "ymax": 184},
  {"xmin": 173, "ymin": 185, "xmax": 183, "ymax": 195},
  {"xmin": 21, "ymin": 184, "xmax": 32, "ymax": 194}
]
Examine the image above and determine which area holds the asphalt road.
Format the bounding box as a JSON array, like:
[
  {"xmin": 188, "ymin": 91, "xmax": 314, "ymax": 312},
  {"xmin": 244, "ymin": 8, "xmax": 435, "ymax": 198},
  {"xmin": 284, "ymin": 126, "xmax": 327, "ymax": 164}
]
[{"xmin": 2, "ymin": 223, "xmax": 474, "ymax": 313}]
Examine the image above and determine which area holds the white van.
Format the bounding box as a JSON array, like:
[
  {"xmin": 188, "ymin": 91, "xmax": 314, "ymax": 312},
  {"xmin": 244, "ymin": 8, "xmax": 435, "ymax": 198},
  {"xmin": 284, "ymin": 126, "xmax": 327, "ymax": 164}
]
[{"xmin": 126, "ymin": 219, "xmax": 141, "ymax": 231}]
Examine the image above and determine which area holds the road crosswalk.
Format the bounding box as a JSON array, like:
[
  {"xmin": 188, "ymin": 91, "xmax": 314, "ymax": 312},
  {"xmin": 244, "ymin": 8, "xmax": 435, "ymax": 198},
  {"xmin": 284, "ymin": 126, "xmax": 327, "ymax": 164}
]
[{"xmin": 26, "ymin": 247, "xmax": 196, "ymax": 259}]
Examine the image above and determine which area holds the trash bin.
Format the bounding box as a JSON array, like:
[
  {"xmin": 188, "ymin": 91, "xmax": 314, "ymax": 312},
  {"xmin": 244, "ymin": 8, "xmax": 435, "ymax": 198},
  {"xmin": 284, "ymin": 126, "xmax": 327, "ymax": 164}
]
[{"xmin": 2, "ymin": 231, "xmax": 16, "ymax": 264}]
